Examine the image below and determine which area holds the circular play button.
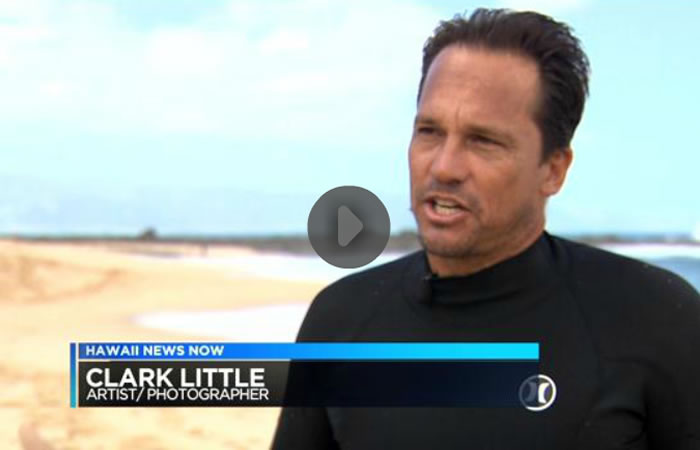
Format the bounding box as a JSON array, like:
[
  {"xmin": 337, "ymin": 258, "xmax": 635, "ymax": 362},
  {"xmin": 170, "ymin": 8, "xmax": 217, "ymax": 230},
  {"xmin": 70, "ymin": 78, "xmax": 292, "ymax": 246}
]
[{"xmin": 307, "ymin": 186, "xmax": 391, "ymax": 268}]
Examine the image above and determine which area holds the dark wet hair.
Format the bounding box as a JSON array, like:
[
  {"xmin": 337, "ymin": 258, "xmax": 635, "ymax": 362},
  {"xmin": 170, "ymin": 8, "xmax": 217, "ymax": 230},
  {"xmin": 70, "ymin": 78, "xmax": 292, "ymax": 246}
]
[{"xmin": 418, "ymin": 8, "xmax": 590, "ymax": 160}]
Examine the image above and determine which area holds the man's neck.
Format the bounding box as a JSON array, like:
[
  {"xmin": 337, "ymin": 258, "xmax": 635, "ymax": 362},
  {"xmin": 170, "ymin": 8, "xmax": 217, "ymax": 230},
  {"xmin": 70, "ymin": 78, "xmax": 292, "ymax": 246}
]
[{"xmin": 427, "ymin": 223, "xmax": 545, "ymax": 277}]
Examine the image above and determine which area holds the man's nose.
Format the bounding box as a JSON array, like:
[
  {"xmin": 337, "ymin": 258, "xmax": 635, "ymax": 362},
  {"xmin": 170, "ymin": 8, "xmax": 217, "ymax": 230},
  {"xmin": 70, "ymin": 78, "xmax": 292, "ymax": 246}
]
[{"xmin": 430, "ymin": 136, "xmax": 468, "ymax": 184}]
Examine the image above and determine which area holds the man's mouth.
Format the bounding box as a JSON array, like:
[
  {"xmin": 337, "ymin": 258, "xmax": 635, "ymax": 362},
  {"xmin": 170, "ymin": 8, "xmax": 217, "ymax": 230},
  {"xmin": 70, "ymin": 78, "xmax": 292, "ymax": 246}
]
[
  {"xmin": 432, "ymin": 199, "xmax": 463, "ymax": 216},
  {"xmin": 422, "ymin": 195, "xmax": 470, "ymax": 224}
]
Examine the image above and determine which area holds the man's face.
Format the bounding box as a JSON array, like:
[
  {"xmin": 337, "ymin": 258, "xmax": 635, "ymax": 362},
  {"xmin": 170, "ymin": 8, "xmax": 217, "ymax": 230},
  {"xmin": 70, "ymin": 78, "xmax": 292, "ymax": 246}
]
[{"xmin": 409, "ymin": 45, "xmax": 562, "ymax": 262}]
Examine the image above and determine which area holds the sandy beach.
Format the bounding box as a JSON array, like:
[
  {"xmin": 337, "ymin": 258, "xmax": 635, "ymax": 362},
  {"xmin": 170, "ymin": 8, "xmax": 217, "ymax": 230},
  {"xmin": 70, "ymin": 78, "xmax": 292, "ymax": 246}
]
[{"xmin": 0, "ymin": 240, "xmax": 326, "ymax": 449}]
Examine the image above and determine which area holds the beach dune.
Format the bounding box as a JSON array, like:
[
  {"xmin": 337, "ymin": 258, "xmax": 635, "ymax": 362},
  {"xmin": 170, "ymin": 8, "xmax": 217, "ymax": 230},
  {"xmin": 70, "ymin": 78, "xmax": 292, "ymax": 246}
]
[{"xmin": 0, "ymin": 240, "xmax": 324, "ymax": 449}]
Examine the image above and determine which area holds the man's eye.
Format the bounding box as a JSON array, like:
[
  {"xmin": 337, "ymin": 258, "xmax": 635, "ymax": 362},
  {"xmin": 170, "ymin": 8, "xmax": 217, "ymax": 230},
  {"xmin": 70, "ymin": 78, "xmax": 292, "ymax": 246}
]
[
  {"xmin": 472, "ymin": 135, "xmax": 498, "ymax": 146},
  {"xmin": 417, "ymin": 127, "xmax": 435, "ymax": 135}
]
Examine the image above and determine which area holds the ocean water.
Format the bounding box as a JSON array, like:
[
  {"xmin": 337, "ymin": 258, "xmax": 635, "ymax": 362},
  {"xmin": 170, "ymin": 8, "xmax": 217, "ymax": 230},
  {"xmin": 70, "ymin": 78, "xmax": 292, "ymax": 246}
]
[
  {"xmin": 182, "ymin": 251, "xmax": 407, "ymax": 283},
  {"xmin": 135, "ymin": 244, "xmax": 700, "ymax": 341},
  {"xmin": 134, "ymin": 252, "xmax": 406, "ymax": 341}
]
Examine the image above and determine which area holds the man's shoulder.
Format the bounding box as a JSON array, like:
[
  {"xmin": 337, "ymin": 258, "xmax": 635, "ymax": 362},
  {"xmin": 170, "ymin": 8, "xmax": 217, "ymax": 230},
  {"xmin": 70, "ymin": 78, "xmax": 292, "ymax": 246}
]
[
  {"xmin": 550, "ymin": 234, "xmax": 699, "ymax": 338},
  {"xmin": 296, "ymin": 251, "xmax": 423, "ymax": 341},
  {"xmin": 552, "ymin": 234, "xmax": 697, "ymax": 299}
]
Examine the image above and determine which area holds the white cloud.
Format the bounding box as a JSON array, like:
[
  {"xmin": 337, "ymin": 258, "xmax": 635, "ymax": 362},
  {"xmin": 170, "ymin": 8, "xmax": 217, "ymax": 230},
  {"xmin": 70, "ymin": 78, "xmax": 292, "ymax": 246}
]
[
  {"xmin": 498, "ymin": 0, "xmax": 589, "ymax": 15},
  {"xmin": 37, "ymin": 80, "xmax": 73, "ymax": 98},
  {"xmin": 259, "ymin": 29, "xmax": 310, "ymax": 54},
  {"xmin": 693, "ymin": 223, "xmax": 700, "ymax": 242},
  {"xmin": 257, "ymin": 72, "xmax": 333, "ymax": 94},
  {"xmin": 145, "ymin": 29, "xmax": 229, "ymax": 77},
  {"xmin": 0, "ymin": 0, "xmax": 440, "ymax": 142},
  {"xmin": 0, "ymin": 24, "xmax": 51, "ymax": 66},
  {"xmin": 0, "ymin": 0, "xmax": 53, "ymax": 22}
]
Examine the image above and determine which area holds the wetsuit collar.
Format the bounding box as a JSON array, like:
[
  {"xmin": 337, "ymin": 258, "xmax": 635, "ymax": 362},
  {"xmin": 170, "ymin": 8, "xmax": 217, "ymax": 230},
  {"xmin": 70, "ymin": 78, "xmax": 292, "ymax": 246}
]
[{"xmin": 404, "ymin": 232, "xmax": 555, "ymax": 306}]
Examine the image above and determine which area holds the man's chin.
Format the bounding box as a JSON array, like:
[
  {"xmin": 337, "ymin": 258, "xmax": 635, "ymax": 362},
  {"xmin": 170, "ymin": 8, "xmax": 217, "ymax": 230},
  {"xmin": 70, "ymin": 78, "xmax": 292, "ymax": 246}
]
[{"xmin": 418, "ymin": 232, "xmax": 477, "ymax": 259}]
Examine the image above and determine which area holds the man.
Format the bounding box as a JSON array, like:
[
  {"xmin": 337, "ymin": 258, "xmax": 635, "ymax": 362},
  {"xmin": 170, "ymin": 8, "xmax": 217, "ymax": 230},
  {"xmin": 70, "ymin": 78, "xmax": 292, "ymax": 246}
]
[{"xmin": 273, "ymin": 8, "xmax": 700, "ymax": 449}]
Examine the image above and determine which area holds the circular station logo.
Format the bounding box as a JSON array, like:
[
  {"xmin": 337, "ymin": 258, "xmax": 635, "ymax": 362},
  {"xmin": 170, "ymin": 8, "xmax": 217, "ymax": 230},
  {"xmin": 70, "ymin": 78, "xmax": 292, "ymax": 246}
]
[{"xmin": 519, "ymin": 374, "xmax": 557, "ymax": 411}]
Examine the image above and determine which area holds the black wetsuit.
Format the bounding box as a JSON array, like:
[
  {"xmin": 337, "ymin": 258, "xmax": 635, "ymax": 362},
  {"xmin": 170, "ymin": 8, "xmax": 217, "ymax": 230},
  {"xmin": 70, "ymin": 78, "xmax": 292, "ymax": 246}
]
[{"xmin": 272, "ymin": 232, "xmax": 700, "ymax": 449}]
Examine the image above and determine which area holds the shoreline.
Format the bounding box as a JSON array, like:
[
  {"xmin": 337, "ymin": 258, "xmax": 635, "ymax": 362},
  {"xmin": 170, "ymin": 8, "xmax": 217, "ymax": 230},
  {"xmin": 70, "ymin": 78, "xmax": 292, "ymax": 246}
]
[
  {"xmin": 0, "ymin": 240, "xmax": 326, "ymax": 449},
  {"xmin": 2, "ymin": 239, "xmax": 698, "ymax": 448}
]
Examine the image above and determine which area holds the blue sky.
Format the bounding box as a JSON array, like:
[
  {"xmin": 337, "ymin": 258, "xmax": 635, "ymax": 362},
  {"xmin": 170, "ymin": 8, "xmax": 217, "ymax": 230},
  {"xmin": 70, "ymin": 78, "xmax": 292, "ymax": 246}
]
[{"xmin": 1, "ymin": 0, "xmax": 698, "ymax": 236}]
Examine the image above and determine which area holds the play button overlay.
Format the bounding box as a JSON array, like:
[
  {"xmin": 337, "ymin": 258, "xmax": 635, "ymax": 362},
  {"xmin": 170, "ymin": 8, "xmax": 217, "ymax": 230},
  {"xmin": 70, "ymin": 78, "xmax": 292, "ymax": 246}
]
[
  {"xmin": 308, "ymin": 186, "xmax": 391, "ymax": 268},
  {"xmin": 337, "ymin": 206, "xmax": 363, "ymax": 247}
]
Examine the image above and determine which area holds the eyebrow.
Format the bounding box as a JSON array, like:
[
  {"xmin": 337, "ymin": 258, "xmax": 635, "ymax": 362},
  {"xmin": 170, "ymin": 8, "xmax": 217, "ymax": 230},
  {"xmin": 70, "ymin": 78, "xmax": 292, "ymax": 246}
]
[
  {"xmin": 413, "ymin": 115, "xmax": 439, "ymax": 128},
  {"xmin": 414, "ymin": 114, "xmax": 516, "ymax": 146}
]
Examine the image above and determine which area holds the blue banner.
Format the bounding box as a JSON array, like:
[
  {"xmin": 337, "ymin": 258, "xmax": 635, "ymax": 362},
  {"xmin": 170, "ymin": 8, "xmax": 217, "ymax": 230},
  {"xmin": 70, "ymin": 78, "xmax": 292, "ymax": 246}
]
[
  {"xmin": 77, "ymin": 342, "xmax": 539, "ymax": 360},
  {"xmin": 70, "ymin": 343, "xmax": 76, "ymax": 408}
]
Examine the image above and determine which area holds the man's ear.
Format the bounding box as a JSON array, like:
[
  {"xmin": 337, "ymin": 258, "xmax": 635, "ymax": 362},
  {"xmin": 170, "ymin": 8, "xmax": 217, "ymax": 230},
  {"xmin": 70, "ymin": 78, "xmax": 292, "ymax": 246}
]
[{"xmin": 541, "ymin": 147, "xmax": 573, "ymax": 197}]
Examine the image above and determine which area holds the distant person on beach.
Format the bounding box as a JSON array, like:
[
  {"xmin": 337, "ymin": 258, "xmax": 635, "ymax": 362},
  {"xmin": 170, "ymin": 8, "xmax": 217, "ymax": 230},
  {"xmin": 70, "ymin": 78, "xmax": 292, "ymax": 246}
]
[{"xmin": 273, "ymin": 8, "xmax": 700, "ymax": 449}]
